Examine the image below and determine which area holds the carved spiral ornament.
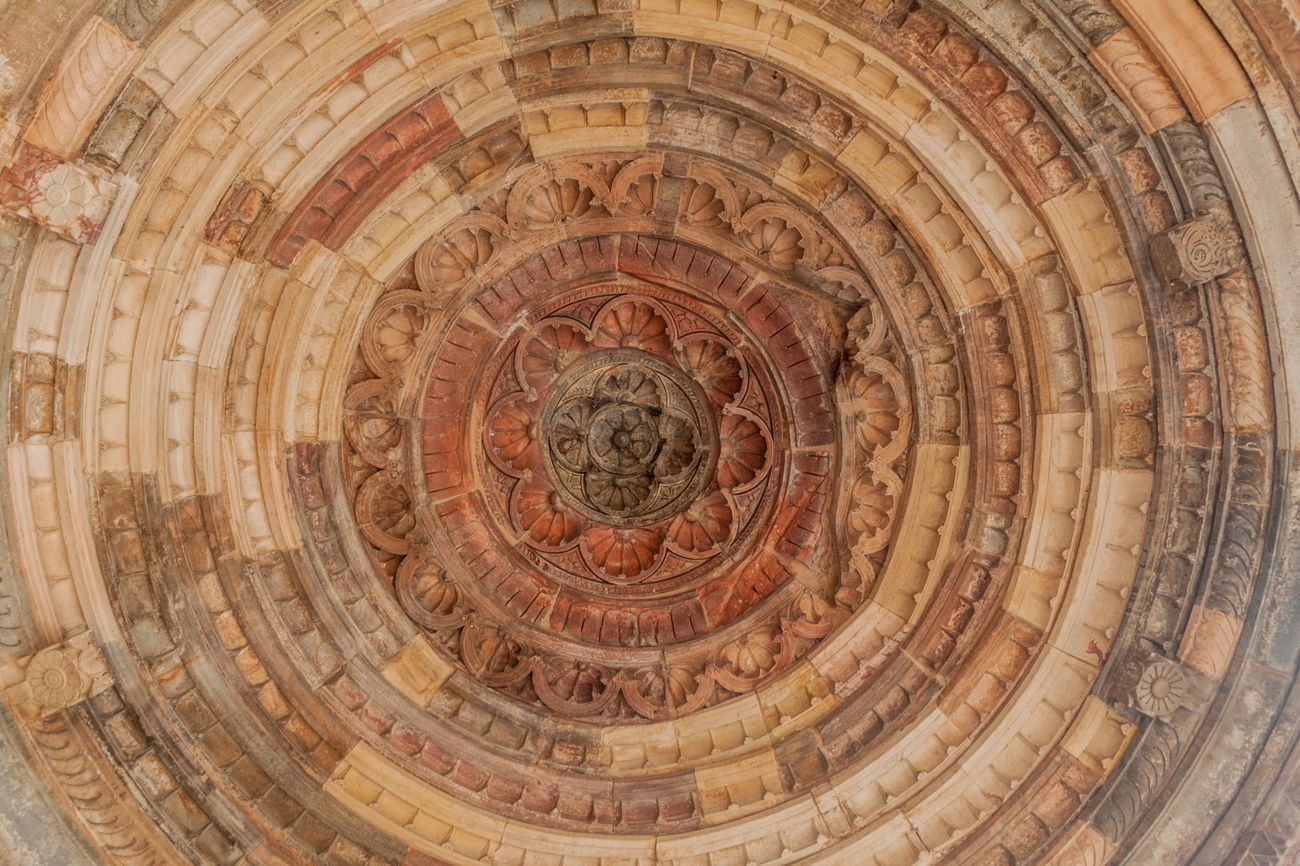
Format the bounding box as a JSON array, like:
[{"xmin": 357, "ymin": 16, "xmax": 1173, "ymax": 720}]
[{"xmin": 1, "ymin": 3, "xmax": 1297, "ymax": 865}]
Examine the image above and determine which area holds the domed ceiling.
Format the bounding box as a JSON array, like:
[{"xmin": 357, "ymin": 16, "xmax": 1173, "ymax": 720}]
[{"xmin": 0, "ymin": 0, "xmax": 1297, "ymax": 864}]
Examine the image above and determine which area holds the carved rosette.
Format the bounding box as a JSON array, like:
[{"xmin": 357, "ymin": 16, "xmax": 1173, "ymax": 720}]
[
  {"xmin": 5, "ymin": 633, "xmax": 113, "ymax": 720},
  {"xmin": 1134, "ymin": 660, "xmax": 1189, "ymax": 718}
]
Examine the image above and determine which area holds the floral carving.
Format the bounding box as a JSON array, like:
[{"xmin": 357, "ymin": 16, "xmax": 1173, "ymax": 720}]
[
  {"xmin": 27, "ymin": 650, "xmax": 82, "ymax": 709},
  {"xmin": 591, "ymin": 301, "xmax": 673, "ymax": 354},
  {"xmin": 463, "ymin": 290, "xmax": 773, "ymax": 591},
  {"xmin": 666, "ymin": 488, "xmax": 733, "ymax": 555},
  {"xmin": 540, "ymin": 351, "xmax": 713, "ymax": 526},
  {"xmin": 0, "ymin": 145, "xmax": 117, "ymax": 244},
  {"xmin": 581, "ymin": 525, "xmax": 666, "ymax": 581},
  {"xmin": 717, "ymin": 413, "xmax": 770, "ymax": 489},
  {"xmin": 9, "ymin": 633, "xmax": 113, "ymax": 719},
  {"xmin": 513, "ymin": 479, "xmax": 584, "ymax": 547},
  {"xmin": 337, "ymin": 155, "xmax": 914, "ymax": 721},
  {"xmin": 1134, "ymin": 660, "xmax": 1188, "ymax": 718},
  {"xmin": 677, "ymin": 339, "xmax": 743, "ymax": 407}
]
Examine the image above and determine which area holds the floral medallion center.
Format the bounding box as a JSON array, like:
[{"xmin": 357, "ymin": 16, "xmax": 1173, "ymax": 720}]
[{"xmin": 541, "ymin": 351, "xmax": 716, "ymax": 527}]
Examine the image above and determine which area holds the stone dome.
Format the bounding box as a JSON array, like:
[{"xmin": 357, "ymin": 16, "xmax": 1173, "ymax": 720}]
[{"xmin": 0, "ymin": 1, "xmax": 1297, "ymax": 865}]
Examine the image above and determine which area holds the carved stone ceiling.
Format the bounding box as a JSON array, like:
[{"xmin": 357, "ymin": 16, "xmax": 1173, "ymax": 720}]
[{"xmin": 0, "ymin": 1, "xmax": 1297, "ymax": 865}]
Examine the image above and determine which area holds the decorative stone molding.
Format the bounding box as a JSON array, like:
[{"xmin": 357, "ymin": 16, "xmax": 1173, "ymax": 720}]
[
  {"xmin": 1177, "ymin": 603, "xmax": 1244, "ymax": 679},
  {"xmin": 21, "ymin": 17, "xmax": 137, "ymax": 160},
  {"xmin": 1091, "ymin": 27, "xmax": 1189, "ymax": 134}
]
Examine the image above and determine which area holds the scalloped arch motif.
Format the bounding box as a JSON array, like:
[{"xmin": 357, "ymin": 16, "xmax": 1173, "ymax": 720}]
[{"xmin": 0, "ymin": 1, "xmax": 1297, "ymax": 865}]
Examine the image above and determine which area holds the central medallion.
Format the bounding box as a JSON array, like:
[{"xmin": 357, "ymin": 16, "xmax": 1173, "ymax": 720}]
[
  {"xmin": 464, "ymin": 290, "xmax": 779, "ymax": 592},
  {"xmin": 541, "ymin": 350, "xmax": 717, "ymax": 527}
]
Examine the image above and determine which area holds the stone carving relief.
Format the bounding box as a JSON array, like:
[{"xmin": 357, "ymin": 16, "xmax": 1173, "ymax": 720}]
[
  {"xmin": 4, "ymin": 632, "xmax": 113, "ymax": 720},
  {"xmin": 479, "ymin": 293, "xmax": 767, "ymax": 587},
  {"xmin": 0, "ymin": 145, "xmax": 119, "ymax": 244},
  {"xmin": 339, "ymin": 154, "xmax": 915, "ymax": 721},
  {"xmin": 1133, "ymin": 659, "xmax": 1188, "ymax": 718}
]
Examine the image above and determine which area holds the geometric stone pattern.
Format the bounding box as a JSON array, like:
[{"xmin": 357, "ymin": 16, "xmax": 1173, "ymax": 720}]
[{"xmin": 0, "ymin": 2, "xmax": 1293, "ymax": 866}]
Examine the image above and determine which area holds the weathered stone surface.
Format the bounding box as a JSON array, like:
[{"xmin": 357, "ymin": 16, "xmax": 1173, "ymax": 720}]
[{"xmin": 0, "ymin": 1, "xmax": 1295, "ymax": 864}]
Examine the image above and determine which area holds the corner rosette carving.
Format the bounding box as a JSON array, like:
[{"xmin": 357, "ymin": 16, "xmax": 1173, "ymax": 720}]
[{"xmin": 8, "ymin": 633, "xmax": 112, "ymax": 720}]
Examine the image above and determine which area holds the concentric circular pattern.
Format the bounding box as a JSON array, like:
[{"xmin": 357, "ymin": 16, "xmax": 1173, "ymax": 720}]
[
  {"xmin": 1, "ymin": 3, "xmax": 1299, "ymax": 866},
  {"xmin": 342, "ymin": 181, "xmax": 915, "ymax": 719}
]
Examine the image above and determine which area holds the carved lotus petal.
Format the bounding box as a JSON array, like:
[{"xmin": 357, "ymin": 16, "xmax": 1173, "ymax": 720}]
[
  {"xmin": 31, "ymin": 164, "xmax": 89, "ymax": 228},
  {"xmin": 850, "ymin": 369, "xmax": 903, "ymax": 451},
  {"xmin": 548, "ymin": 399, "xmax": 594, "ymax": 472},
  {"xmin": 1135, "ymin": 660, "xmax": 1187, "ymax": 718},
  {"xmin": 462, "ymin": 626, "xmax": 526, "ymax": 677},
  {"xmin": 848, "ymin": 476, "xmax": 894, "ymax": 542},
  {"xmin": 678, "ymin": 339, "xmax": 742, "ymax": 406},
  {"xmin": 543, "ymin": 659, "xmax": 610, "ymax": 704},
  {"xmin": 584, "ymin": 470, "xmax": 653, "ymax": 513},
  {"xmin": 520, "ymin": 323, "xmax": 589, "ymax": 390},
  {"xmin": 620, "ymin": 173, "xmax": 657, "ymax": 216},
  {"xmin": 667, "ymin": 488, "xmax": 733, "ymax": 554},
  {"xmin": 397, "ymin": 559, "xmax": 460, "ymax": 626},
  {"xmin": 589, "ymin": 405, "xmax": 659, "ymax": 472},
  {"xmin": 654, "ymin": 414, "xmax": 697, "ymax": 478},
  {"xmin": 374, "ymin": 307, "xmax": 426, "ymax": 368},
  {"xmin": 486, "ymin": 398, "xmax": 539, "ymax": 472},
  {"xmin": 717, "ymin": 413, "xmax": 769, "ymax": 489},
  {"xmin": 522, "ymin": 177, "xmax": 602, "ymax": 227},
  {"xmin": 417, "ymin": 226, "xmax": 496, "ymax": 286},
  {"xmin": 631, "ymin": 666, "xmax": 702, "ymax": 709},
  {"xmin": 592, "ymin": 301, "xmax": 672, "ymax": 355},
  {"xmin": 513, "ymin": 480, "xmax": 585, "ymax": 547},
  {"xmin": 343, "ymin": 380, "xmax": 402, "ymax": 468},
  {"xmin": 744, "ymin": 217, "xmax": 805, "ymax": 267},
  {"xmin": 679, "ymin": 179, "xmax": 728, "ymax": 230},
  {"xmin": 356, "ymin": 472, "xmax": 415, "ymax": 554},
  {"xmin": 595, "ymin": 366, "xmax": 662, "ymax": 408},
  {"xmin": 582, "ymin": 525, "xmax": 664, "ymax": 580}
]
